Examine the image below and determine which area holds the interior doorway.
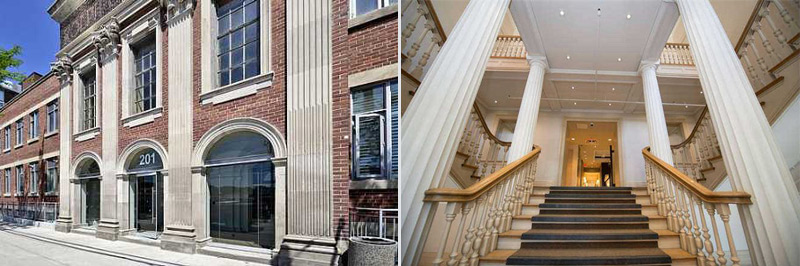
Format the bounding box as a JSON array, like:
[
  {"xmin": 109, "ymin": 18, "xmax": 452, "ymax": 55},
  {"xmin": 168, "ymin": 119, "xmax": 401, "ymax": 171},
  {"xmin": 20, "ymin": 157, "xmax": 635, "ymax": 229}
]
[{"xmin": 561, "ymin": 121, "xmax": 620, "ymax": 187}]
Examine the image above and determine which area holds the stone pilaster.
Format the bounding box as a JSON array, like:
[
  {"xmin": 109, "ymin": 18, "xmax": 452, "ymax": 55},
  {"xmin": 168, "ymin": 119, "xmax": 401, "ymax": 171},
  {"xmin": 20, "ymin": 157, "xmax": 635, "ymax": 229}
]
[
  {"xmin": 94, "ymin": 18, "xmax": 121, "ymax": 241},
  {"xmin": 506, "ymin": 56, "xmax": 547, "ymax": 162},
  {"xmin": 639, "ymin": 62, "xmax": 674, "ymax": 165},
  {"xmin": 160, "ymin": 0, "xmax": 197, "ymax": 254},
  {"xmin": 51, "ymin": 57, "xmax": 74, "ymax": 233},
  {"xmin": 399, "ymin": 0, "xmax": 510, "ymax": 264},
  {"xmin": 676, "ymin": 0, "xmax": 800, "ymax": 264}
]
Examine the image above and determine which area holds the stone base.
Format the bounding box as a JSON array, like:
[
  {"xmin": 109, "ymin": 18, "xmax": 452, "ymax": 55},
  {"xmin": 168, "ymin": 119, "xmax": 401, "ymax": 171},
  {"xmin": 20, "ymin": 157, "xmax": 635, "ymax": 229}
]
[
  {"xmin": 160, "ymin": 227, "xmax": 197, "ymax": 254},
  {"xmin": 54, "ymin": 219, "xmax": 73, "ymax": 233},
  {"xmin": 96, "ymin": 222, "xmax": 119, "ymax": 241},
  {"xmin": 275, "ymin": 235, "xmax": 343, "ymax": 265}
]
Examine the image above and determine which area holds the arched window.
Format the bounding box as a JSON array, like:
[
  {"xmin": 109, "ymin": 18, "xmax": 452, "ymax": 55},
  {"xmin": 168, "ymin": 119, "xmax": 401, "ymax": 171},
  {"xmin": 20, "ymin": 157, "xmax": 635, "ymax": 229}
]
[
  {"xmin": 206, "ymin": 131, "xmax": 275, "ymax": 248},
  {"xmin": 76, "ymin": 159, "xmax": 100, "ymax": 178}
]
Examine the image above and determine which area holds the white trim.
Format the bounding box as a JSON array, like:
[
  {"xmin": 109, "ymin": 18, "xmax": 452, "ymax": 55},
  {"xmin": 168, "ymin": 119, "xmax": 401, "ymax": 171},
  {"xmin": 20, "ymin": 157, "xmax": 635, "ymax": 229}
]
[
  {"xmin": 74, "ymin": 127, "xmax": 100, "ymax": 142},
  {"xmin": 122, "ymin": 107, "xmax": 163, "ymax": 128},
  {"xmin": 121, "ymin": 9, "xmax": 163, "ymax": 120},
  {"xmin": 27, "ymin": 138, "xmax": 39, "ymax": 144},
  {"xmin": 348, "ymin": 63, "xmax": 398, "ymax": 88},
  {"xmin": 0, "ymin": 151, "xmax": 59, "ymax": 169},
  {"xmin": 199, "ymin": 73, "xmax": 273, "ymax": 105},
  {"xmin": 116, "ymin": 138, "xmax": 168, "ymax": 174},
  {"xmin": 72, "ymin": 151, "xmax": 102, "ymax": 177}
]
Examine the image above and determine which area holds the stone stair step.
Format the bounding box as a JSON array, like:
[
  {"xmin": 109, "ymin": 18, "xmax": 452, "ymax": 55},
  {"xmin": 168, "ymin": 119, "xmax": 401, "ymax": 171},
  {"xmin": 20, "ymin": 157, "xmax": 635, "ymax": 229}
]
[
  {"xmin": 505, "ymin": 247, "xmax": 672, "ymax": 265},
  {"xmin": 521, "ymin": 229, "xmax": 659, "ymax": 241},
  {"xmin": 539, "ymin": 203, "xmax": 642, "ymax": 209}
]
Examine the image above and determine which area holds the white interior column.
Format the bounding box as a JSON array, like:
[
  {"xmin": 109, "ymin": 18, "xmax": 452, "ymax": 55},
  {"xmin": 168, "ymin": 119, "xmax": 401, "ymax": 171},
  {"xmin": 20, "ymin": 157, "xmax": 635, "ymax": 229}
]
[
  {"xmin": 640, "ymin": 62, "xmax": 674, "ymax": 165},
  {"xmin": 506, "ymin": 56, "xmax": 547, "ymax": 162},
  {"xmin": 52, "ymin": 57, "xmax": 73, "ymax": 233},
  {"xmin": 400, "ymin": 0, "xmax": 510, "ymax": 265},
  {"xmin": 676, "ymin": 0, "xmax": 800, "ymax": 265},
  {"xmin": 161, "ymin": 0, "xmax": 196, "ymax": 253}
]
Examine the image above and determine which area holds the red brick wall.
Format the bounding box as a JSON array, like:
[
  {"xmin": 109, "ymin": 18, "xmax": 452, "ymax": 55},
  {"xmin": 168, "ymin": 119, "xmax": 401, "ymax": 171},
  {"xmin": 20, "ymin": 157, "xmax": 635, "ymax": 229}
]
[
  {"xmin": 60, "ymin": 0, "xmax": 124, "ymax": 47},
  {"xmin": 0, "ymin": 75, "xmax": 61, "ymax": 204},
  {"xmin": 331, "ymin": 0, "xmax": 352, "ymax": 240},
  {"xmin": 191, "ymin": 0, "xmax": 287, "ymax": 143}
]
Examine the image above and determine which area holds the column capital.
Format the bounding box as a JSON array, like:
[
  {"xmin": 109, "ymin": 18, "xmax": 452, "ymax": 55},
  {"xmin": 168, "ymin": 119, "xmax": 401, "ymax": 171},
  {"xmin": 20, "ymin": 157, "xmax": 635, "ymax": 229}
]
[
  {"xmin": 92, "ymin": 18, "xmax": 121, "ymax": 63},
  {"xmin": 50, "ymin": 56, "xmax": 74, "ymax": 85},
  {"xmin": 162, "ymin": 0, "xmax": 195, "ymax": 25},
  {"xmin": 638, "ymin": 60, "xmax": 660, "ymax": 73},
  {"xmin": 526, "ymin": 55, "xmax": 549, "ymax": 70}
]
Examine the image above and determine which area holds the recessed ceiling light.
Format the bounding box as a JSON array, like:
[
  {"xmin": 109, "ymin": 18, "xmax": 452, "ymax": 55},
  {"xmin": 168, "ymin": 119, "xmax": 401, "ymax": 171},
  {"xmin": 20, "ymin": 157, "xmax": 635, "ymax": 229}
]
[
  {"xmin": 608, "ymin": 103, "xmax": 612, "ymax": 106},
  {"xmin": 494, "ymin": 100, "xmax": 498, "ymax": 104},
  {"xmin": 626, "ymin": 14, "xmax": 631, "ymax": 20},
  {"xmin": 700, "ymin": 91, "xmax": 704, "ymax": 94},
  {"xmin": 617, "ymin": 58, "xmax": 622, "ymax": 62},
  {"xmin": 566, "ymin": 55, "xmax": 571, "ymax": 60},
  {"xmin": 571, "ymin": 86, "xmax": 575, "ymax": 90},
  {"xmin": 612, "ymin": 87, "xmax": 615, "ymax": 91},
  {"xmin": 685, "ymin": 105, "xmax": 689, "ymax": 108},
  {"xmin": 608, "ymin": 138, "xmax": 612, "ymax": 141},
  {"xmin": 571, "ymin": 137, "xmax": 575, "ymax": 141},
  {"xmin": 560, "ymin": 10, "xmax": 565, "ymax": 16},
  {"xmin": 574, "ymin": 102, "xmax": 577, "ymax": 105}
]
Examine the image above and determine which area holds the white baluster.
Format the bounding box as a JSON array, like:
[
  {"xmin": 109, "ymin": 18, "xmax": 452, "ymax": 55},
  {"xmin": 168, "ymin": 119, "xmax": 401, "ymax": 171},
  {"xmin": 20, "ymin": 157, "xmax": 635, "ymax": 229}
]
[
  {"xmin": 717, "ymin": 204, "xmax": 741, "ymax": 266},
  {"xmin": 402, "ymin": 8, "xmax": 424, "ymax": 45},
  {"xmin": 407, "ymin": 26, "xmax": 430, "ymax": 58},
  {"xmin": 754, "ymin": 22, "xmax": 784, "ymax": 61},
  {"xmin": 761, "ymin": 8, "xmax": 790, "ymax": 49},
  {"xmin": 446, "ymin": 202, "xmax": 472, "ymax": 266},
  {"xmin": 771, "ymin": 0, "xmax": 800, "ymax": 31},
  {"xmin": 432, "ymin": 202, "xmax": 459, "ymax": 266}
]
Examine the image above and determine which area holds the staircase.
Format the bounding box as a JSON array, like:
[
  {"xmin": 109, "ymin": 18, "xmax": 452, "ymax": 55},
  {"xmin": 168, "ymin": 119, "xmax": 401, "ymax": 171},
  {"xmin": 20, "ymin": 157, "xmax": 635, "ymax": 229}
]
[{"xmin": 481, "ymin": 186, "xmax": 695, "ymax": 266}]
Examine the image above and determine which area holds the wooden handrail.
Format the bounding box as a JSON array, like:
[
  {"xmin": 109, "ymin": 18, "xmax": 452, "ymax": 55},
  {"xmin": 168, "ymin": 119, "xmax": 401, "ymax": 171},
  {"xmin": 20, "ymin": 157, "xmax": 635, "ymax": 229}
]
[
  {"xmin": 424, "ymin": 145, "xmax": 540, "ymax": 202},
  {"xmin": 473, "ymin": 103, "xmax": 511, "ymax": 146},
  {"xmin": 671, "ymin": 108, "xmax": 708, "ymax": 149},
  {"xmin": 734, "ymin": 0, "xmax": 766, "ymax": 54},
  {"xmin": 643, "ymin": 147, "xmax": 751, "ymax": 204}
]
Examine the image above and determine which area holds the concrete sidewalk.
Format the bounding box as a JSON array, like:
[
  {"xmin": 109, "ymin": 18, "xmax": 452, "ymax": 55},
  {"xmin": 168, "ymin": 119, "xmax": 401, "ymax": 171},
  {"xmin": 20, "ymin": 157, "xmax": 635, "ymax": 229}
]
[{"xmin": 0, "ymin": 222, "xmax": 268, "ymax": 266}]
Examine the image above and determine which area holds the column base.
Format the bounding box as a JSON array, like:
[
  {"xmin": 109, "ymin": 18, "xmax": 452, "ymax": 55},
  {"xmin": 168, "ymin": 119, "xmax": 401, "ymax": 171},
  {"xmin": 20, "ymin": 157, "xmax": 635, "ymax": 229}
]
[
  {"xmin": 54, "ymin": 216, "xmax": 73, "ymax": 233},
  {"xmin": 160, "ymin": 225, "xmax": 197, "ymax": 254},
  {"xmin": 96, "ymin": 220, "xmax": 119, "ymax": 241},
  {"xmin": 275, "ymin": 235, "xmax": 344, "ymax": 265}
]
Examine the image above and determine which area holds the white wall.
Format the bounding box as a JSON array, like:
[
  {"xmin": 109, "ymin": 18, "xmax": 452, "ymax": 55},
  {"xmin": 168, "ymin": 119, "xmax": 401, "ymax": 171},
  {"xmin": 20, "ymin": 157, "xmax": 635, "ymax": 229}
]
[{"xmin": 771, "ymin": 92, "xmax": 800, "ymax": 192}]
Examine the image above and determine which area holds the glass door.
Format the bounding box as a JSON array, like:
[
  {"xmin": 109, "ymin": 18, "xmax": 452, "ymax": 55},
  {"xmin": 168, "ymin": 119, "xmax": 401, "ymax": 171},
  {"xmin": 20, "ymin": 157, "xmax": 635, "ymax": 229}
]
[
  {"xmin": 135, "ymin": 173, "xmax": 163, "ymax": 237},
  {"xmin": 84, "ymin": 178, "xmax": 100, "ymax": 227}
]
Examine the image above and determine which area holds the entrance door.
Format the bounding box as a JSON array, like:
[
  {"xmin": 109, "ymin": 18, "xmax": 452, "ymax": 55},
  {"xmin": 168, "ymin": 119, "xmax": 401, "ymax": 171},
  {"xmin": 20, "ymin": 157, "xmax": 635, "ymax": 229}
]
[
  {"xmin": 84, "ymin": 178, "xmax": 101, "ymax": 227},
  {"xmin": 135, "ymin": 173, "xmax": 163, "ymax": 235}
]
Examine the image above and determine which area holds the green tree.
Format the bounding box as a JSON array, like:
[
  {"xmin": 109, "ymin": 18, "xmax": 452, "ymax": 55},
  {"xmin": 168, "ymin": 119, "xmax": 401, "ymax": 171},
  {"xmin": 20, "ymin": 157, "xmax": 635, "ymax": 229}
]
[{"xmin": 0, "ymin": 45, "xmax": 26, "ymax": 83}]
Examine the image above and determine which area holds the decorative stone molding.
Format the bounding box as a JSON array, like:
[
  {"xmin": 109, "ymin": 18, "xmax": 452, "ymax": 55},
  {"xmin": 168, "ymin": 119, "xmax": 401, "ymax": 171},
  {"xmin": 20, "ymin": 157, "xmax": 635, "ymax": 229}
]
[
  {"xmin": 50, "ymin": 56, "xmax": 74, "ymax": 84},
  {"xmin": 92, "ymin": 18, "xmax": 121, "ymax": 63},
  {"xmin": 162, "ymin": 0, "xmax": 195, "ymax": 24}
]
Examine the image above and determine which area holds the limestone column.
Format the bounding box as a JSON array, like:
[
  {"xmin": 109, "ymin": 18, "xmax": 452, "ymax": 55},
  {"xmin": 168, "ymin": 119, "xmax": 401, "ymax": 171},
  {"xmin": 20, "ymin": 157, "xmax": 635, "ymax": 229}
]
[
  {"xmin": 161, "ymin": 0, "xmax": 196, "ymax": 253},
  {"xmin": 639, "ymin": 62, "xmax": 674, "ymax": 165},
  {"xmin": 94, "ymin": 19, "xmax": 121, "ymax": 241},
  {"xmin": 676, "ymin": 0, "xmax": 800, "ymax": 264},
  {"xmin": 506, "ymin": 56, "xmax": 547, "ymax": 162},
  {"xmin": 52, "ymin": 57, "xmax": 73, "ymax": 233},
  {"xmin": 400, "ymin": 0, "xmax": 510, "ymax": 264}
]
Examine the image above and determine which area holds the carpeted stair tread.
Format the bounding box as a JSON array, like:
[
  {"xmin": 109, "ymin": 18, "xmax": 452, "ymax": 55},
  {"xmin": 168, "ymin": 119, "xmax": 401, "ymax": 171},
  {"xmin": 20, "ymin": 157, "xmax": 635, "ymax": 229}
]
[
  {"xmin": 521, "ymin": 239, "xmax": 659, "ymax": 249},
  {"xmin": 506, "ymin": 247, "xmax": 672, "ymax": 265},
  {"xmin": 532, "ymin": 214, "xmax": 650, "ymax": 222},
  {"xmin": 540, "ymin": 198, "xmax": 637, "ymax": 203},
  {"xmin": 538, "ymin": 203, "xmax": 641, "ymax": 208},
  {"xmin": 548, "ymin": 189, "xmax": 634, "ymax": 195},
  {"xmin": 546, "ymin": 193, "xmax": 636, "ymax": 198},
  {"xmin": 521, "ymin": 229, "xmax": 659, "ymax": 240},
  {"xmin": 548, "ymin": 186, "xmax": 633, "ymax": 190}
]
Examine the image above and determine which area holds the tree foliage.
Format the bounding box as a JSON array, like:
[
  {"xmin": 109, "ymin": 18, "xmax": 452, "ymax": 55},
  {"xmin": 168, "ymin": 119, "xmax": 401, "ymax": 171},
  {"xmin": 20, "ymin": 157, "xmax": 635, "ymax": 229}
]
[{"xmin": 0, "ymin": 45, "xmax": 26, "ymax": 83}]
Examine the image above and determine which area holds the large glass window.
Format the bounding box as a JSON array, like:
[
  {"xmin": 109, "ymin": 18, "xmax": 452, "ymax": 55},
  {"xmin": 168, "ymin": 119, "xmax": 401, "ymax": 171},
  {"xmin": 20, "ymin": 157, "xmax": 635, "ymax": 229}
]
[
  {"xmin": 206, "ymin": 131, "xmax": 275, "ymax": 248},
  {"xmin": 217, "ymin": 0, "xmax": 260, "ymax": 87},
  {"xmin": 29, "ymin": 111, "xmax": 39, "ymax": 139},
  {"xmin": 46, "ymin": 159, "xmax": 58, "ymax": 194},
  {"xmin": 2, "ymin": 127, "xmax": 7, "ymax": 150},
  {"xmin": 351, "ymin": 80, "xmax": 398, "ymax": 181},
  {"xmin": 4, "ymin": 169, "xmax": 9, "ymax": 194},
  {"xmin": 15, "ymin": 120, "xmax": 23, "ymax": 146},
  {"xmin": 47, "ymin": 100, "xmax": 59, "ymax": 133},
  {"xmin": 81, "ymin": 73, "xmax": 97, "ymax": 131},
  {"xmin": 350, "ymin": 0, "xmax": 396, "ymax": 18},
  {"xmin": 133, "ymin": 40, "xmax": 157, "ymax": 114},
  {"xmin": 29, "ymin": 162, "xmax": 38, "ymax": 194},
  {"xmin": 15, "ymin": 165, "xmax": 23, "ymax": 195}
]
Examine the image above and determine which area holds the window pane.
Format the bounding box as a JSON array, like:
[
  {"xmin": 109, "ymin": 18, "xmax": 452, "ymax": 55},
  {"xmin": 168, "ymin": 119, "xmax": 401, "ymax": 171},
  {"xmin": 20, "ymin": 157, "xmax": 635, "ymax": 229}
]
[
  {"xmin": 208, "ymin": 161, "xmax": 274, "ymax": 249},
  {"xmin": 390, "ymin": 81, "xmax": 398, "ymax": 179},
  {"xmin": 245, "ymin": 23, "xmax": 259, "ymax": 43},
  {"xmin": 218, "ymin": 14, "xmax": 230, "ymax": 33},
  {"xmin": 219, "ymin": 70, "xmax": 230, "ymax": 86},
  {"xmin": 245, "ymin": 1, "xmax": 259, "ymax": 23},
  {"xmin": 219, "ymin": 53, "xmax": 230, "ymax": 70},
  {"xmin": 219, "ymin": 35, "xmax": 230, "ymax": 53},
  {"xmin": 245, "ymin": 61, "xmax": 259, "ymax": 80},
  {"xmin": 231, "ymin": 8, "xmax": 244, "ymax": 29},
  {"xmin": 230, "ymin": 66, "xmax": 244, "ymax": 85},
  {"xmin": 356, "ymin": 0, "xmax": 379, "ymax": 16},
  {"xmin": 231, "ymin": 29, "xmax": 244, "ymax": 49},
  {"xmin": 232, "ymin": 47, "xmax": 244, "ymax": 66},
  {"xmin": 356, "ymin": 115, "xmax": 383, "ymax": 178},
  {"xmin": 352, "ymin": 85, "xmax": 384, "ymax": 114},
  {"xmin": 205, "ymin": 131, "xmax": 274, "ymax": 164}
]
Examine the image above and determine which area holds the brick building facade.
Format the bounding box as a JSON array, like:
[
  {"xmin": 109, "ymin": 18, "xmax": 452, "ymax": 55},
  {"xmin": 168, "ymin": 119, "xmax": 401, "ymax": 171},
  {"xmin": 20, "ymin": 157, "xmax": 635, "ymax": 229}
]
[{"xmin": 0, "ymin": 0, "xmax": 397, "ymax": 264}]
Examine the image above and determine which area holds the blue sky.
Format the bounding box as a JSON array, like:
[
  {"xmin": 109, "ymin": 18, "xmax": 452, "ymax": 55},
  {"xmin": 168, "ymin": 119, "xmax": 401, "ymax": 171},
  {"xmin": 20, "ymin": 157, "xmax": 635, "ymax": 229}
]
[{"xmin": 0, "ymin": 0, "xmax": 60, "ymax": 80}]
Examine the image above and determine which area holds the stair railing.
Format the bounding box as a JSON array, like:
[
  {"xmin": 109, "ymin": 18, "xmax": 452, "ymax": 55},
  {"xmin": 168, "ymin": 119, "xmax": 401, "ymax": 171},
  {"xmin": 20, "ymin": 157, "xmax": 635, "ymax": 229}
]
[
  {"xmin": 458, "ymin": 104, "xmax": 512, "ymax": 179},
  {"xmin": 424, "ymin": 146, "xmax": 541, "ymax": 265},
  {"xmin": 735, "ymin": 0, "xmax": 800, "ymax": 88},
  {"xmin": 401, "ymin": 0, "xmax": 445, "ymax": 78},
  {"xmin": 491, "ymin": 35, "xmax": 527, "ymax": 59},
  {"xmin": 670, "ymin": 108, "xmax": 722, "ymax": 182},
  {"xmin": 660, "ymin": 43, "xmax": 695, "ymax": 66},
  {"xmin": 643, "ymin": 147, "xmax": 752, "ymax": 266}
]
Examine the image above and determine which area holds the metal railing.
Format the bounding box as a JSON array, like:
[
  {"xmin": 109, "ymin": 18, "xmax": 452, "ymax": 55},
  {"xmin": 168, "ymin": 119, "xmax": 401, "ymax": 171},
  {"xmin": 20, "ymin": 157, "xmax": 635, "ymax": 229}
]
[
  {"xmin": 0, "ymin": 202, "xmax": 59, "ymax": 222},
  {"xmin": 350, "ymin": 207, "xmax": 398, "ymax": 241}
]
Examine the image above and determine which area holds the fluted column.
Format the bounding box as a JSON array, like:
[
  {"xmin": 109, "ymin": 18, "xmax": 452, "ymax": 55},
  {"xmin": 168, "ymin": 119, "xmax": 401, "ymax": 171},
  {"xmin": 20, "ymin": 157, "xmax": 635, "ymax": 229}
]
[
  {"xmin": 93, "ymin": 18, "xmax": 121, "ymax": 241},
  {"xmin": 676, "ymin": 0, "xmax": 800, "ymax": 265},
  {"xmin": 400, "ymin": 0, "xmax": 510, "ymax": 265},
  {"xmin": 506, "ymin": 56, "xmax": 547, "ymax": 162},
  {"xmin": 160, "ymin": 0, "xmax": 196, "ymax": 253},
  {"xmin": 52, "ymin": 57, "xmax": 74, "ymax": 233},
  {"xmin": 640, "ymin": 62, "xmax": 674, "ymax": 165}
]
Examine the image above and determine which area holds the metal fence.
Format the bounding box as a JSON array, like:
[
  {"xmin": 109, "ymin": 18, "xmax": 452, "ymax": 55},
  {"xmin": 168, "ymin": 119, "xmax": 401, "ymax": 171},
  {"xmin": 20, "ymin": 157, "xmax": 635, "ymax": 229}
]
[
  {"xmin": 0, "ymin": 202, "xmax": 59, "ymax": 222},
  {"xmin": 349, "ymin": 207, "xmax": 398, "ymax": 241}
]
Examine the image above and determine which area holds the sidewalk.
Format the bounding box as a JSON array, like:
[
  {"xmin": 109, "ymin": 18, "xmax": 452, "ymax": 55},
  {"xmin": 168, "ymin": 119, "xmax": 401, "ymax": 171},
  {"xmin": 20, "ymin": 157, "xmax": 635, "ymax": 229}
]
[{"xmin": 0, "ymin": 222, "xmax": 268, "ymax": 266}]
